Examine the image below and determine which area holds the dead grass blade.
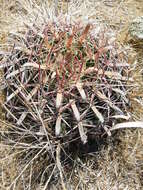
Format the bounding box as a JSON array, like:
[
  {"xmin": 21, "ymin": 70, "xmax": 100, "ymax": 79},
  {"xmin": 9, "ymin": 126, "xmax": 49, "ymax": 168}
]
[
  {"xmin": 111, "ymin": 114, "xmax": 130, "ymax": 120},
  {"xmin": 110, "ymin": 121, "xmax": 143, "ymax": 131},
  {"xmin": 56, "ymin": 144, "xmax": 67, "ymax": 190}
]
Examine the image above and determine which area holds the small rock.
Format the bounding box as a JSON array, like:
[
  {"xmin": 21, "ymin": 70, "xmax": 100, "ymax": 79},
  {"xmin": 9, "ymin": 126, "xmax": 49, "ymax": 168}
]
[{"xmin": 129, "ymin": 16, "xmax": 143, "ymax": 41}]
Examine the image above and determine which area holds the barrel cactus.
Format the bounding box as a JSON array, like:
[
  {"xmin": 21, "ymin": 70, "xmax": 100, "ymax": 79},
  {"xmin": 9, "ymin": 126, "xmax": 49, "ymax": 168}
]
[{"xmin": 1, "ymin": 11, "xmax": 131, "ymax": 188}]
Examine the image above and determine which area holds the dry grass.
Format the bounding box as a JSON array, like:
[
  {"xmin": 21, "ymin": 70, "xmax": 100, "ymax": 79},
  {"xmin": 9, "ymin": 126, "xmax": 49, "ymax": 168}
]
[{"xmin": 0, "ymin": 0, "xmax": 143, "ymax": 190}]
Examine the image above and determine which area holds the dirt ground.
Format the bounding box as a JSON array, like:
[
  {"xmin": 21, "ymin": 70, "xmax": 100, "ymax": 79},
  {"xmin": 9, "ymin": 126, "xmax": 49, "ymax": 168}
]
[{"xmin": 0, "ymin": 0, "xmax": 143, "ymax": 189}]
